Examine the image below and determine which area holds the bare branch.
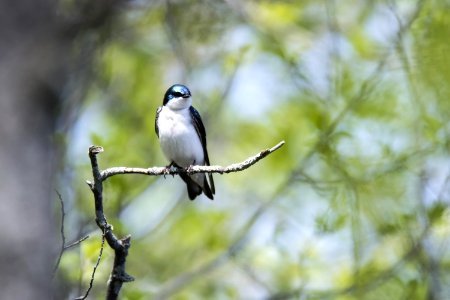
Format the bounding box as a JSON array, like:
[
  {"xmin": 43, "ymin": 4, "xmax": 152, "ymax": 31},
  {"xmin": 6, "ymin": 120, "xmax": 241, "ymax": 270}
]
[
  {"xmin": 53, "ymin": 190, "xmax": 67, "ymax": 276},
  {"xmin": 106, "ymin": 235, "xmax": 134, "ymax": 299},
  {"xmin": 75, "ymin": 232, "xmax": 106, "ymax": 300},
  {"xmin": 53, "ymin": 190, "xmax": 89, "ymax": 276},
  {"xmin": 83, "ymin": 141, "xmax": 284, "ymax": 298},
  {"xmin": 64, "ymin": 235, "xmax": 90, "ymax": 250},
  {"xmin": 100, "ymin": 140, "xmax": 285, "ymax": 181},
  {"xmin": 83, "ymin": 145, "xmax": 136, "ymax": 300}
]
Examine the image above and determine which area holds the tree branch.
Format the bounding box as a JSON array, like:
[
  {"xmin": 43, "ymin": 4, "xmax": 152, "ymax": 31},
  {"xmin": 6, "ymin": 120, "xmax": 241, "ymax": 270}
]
[
  {"xmin": 53, "ymin": 190, "xmax": 67, "ymax": 276},
  {"xmin": 82, "ymin": 146, "xmax": 135, "ymax": 300},
  {"xmin": 84, "ymin": 141, "xmax": 284, "ymax": 299},
  {"xmin": 64, "ymin": 235, "xmax": 90, "ymax": 250},
  {"xmin": 75, "ymin": 231, "xmax": 106, "ymax": 300},
  {"xmin": 101, "ymin": 140, "xmax": 285, "ymax": 180},
  {"xmin": 53, "ymin": 190, "xmax": 89, "ymax": 277}
]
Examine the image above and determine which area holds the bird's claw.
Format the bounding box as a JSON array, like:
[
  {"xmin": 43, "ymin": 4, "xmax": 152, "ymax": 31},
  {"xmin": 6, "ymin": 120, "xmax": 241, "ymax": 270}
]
[
  {"xmin": 163, "ymin": 163, "xmax": 174, "ymax": 178},
  {"xmin": 186, "ymin": 160, "xmax": 196, "ymax": 174},
  {"xmin": 163, "ymin": 167, "xmax": 169, "ymax": 179}
]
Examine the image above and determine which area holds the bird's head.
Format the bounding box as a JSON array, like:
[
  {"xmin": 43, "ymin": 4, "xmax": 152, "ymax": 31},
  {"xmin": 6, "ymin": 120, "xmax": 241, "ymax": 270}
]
[{"xmin": 163, "ymin": 84, "xmax": 192, "ymax": 110}]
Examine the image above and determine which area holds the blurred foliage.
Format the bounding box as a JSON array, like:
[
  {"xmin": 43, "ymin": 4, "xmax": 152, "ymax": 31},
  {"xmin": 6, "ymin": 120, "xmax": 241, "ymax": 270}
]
[{"xmin": 55, "ymin": 0, "xmax": 450, "ymax": 299}]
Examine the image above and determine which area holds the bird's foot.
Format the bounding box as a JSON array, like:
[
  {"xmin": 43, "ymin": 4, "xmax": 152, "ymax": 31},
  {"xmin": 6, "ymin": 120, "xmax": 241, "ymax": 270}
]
[
  {"xmin": 186, "ymin": 160, "xmax": 196, "ymax": 174},
  {"xmin": 163, "ymin": 162, "xmax": 176, "ymax": 178},
  {"xmin": 163, "ymin": 167, "xmax": 169, "ymax": 179}
]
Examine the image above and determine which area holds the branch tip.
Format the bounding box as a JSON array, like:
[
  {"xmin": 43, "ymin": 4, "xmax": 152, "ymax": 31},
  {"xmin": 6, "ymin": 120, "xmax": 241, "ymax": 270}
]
[
  {"xmin": 270, "ymin": 140, "xmax": 285, "ymax": 152},
  {"xmin": 122, "ymin": 273, "xmax": 135, "ymax": 282},
  {"xmin": 85, "ymin": 180, "xmax": 94, "ymax": 189},
  {"xmin": 111, "ymin": 272, "xmax": 135, "ymax": 282},
  {"xmin": 121, "ymin": 235, "xmax": 132, "ymax": 244},
  {"xmin": 64, "ymin": 235, "xmax": 90, "ymax": 250},
  {"xmin": 89, "ymin": 145, "xmax": 104, "ymax": 155}
]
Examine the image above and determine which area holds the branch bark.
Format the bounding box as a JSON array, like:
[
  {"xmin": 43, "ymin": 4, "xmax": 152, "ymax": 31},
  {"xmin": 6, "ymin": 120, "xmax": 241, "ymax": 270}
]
[
  {"xmin": 83, "ymin": 146, "xmax": 135, "ymax": 300},
  {"xmin": 84, "ymin": 141, "xmax": 284, "ymax": 299},
  {"xmin": 101, "ymin": 140, "xmax": 285, "ymax": 180}
]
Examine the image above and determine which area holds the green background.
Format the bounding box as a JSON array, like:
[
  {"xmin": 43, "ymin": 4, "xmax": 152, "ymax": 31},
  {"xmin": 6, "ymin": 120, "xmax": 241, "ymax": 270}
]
[{"xmin": 55, "ymin": 1, "xmax": 450, "ymax": 299}]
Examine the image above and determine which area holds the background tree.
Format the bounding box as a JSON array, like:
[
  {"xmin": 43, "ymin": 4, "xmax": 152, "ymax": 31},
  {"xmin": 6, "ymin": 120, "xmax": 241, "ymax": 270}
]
[{"xmin": 0, "ymin": 0, "xmax": 120, "ymax": 298}]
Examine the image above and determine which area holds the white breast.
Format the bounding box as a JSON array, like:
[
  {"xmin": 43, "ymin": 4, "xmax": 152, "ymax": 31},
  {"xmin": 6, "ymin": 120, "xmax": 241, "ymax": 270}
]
[{"xmin": 157, "ymin": 106, "xmax": 205, "ymax": 167}]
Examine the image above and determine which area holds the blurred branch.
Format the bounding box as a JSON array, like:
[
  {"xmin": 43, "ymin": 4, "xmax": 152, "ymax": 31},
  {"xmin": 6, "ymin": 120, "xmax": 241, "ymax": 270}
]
[
  {"xmin": 53, "ymin": 191, "xmax": 89, "ymax": 276},
  {"xmin": 294, "ymin": 146, "xmax": 433, "ymax": 198},
  {"xmin": 389, "ymin": 0, "xmax": 426, "ymax": 131},
  {"xmin": 292, "ymin": 0, "xmax": 426, "ymax": 180},
  {"xmin": 223, "ymin": 0, "xmax": 325, "ymax": 101},
  {"xmin": 415, "ymin": 169, "xmax": 444, "ymax": 300},
  {"xmin": 156, "ymin": 201, "xmax": 268, "ymax": 298},
  {"xmin": 164, "ymin": 0, "xmax": 191, "ymax": 78},
  {"xmin": 266, "ymin": 224, "xmax": 430, "ymax": 300},
  {"xmin": 100, "ymin": 140, "xmax": 285, "ymax": 180},
  {"xmin": 237, "ymin": 261, "xmax": 274, "ymax": 294},
  {"xmin": 437, "ymin": 167, "xmax": 450, "ymax": 201},
  {"xmin": 65, "ymin": 235, "xmax": 90, "ymax": 250},
  {"xmin": 53, "ymin": 190, "xmax": 67, "ymax": 275},
  {"xmin": 144, "ymin": 195, "xmax": 184, "ymax": 237},
  {"xmin": 75, "ymin": 231, "xmax": 106, "ymax": 300}
]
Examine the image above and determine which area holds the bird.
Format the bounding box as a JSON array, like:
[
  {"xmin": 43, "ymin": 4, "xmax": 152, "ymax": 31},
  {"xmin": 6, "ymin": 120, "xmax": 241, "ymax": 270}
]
[{"xmin": 155, "ymin": 84, "xmax": 215, "ymax": 200}]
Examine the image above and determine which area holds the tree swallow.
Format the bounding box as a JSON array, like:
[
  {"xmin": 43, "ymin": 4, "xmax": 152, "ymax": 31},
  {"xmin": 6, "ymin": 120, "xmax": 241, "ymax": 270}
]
[{"xmin": 155, "ymin": 84, "xmax": 215, "ymax": 200}]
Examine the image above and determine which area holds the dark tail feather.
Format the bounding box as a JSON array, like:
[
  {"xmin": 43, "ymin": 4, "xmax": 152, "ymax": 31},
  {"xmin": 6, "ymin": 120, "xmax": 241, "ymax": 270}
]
[
  {"xmin": 208, "ymin": 174, "xmax": 215, "ymax": 195},
  {"xmin": 187, "ymin": 183, "xmax": 202, "ymax": 200},
  {"xmin": 202, "ymin": 176, "xmax": 214, "ymax": 200},
  {"xmin": 179, "ymin": 173, "xmax": 202, "ymax": 200}
]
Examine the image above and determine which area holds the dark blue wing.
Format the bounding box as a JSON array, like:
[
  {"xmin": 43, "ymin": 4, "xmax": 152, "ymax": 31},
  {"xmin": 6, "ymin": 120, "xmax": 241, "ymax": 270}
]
[
  {"xmin": 189, "ymin": 106, "xmax": 209, "ymax": 162},
  {"xmin": 155, "ymin": 106, "xmax": 162, "ymax": 137},
  {"xmin": 189, "ymin": 106, "xmax": 215, "ymax": 194}
]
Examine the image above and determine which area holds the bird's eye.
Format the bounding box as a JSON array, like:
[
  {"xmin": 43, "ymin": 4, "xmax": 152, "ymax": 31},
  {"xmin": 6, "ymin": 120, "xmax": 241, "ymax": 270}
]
[{"xmin": 173, "ymin": 92, "xmax": 182, "ymax": 97}]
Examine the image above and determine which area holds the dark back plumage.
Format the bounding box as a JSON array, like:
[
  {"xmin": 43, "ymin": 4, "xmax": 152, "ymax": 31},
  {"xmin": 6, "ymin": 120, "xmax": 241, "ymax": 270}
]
[{"xmin": 189, "ymin": 106, "xmax": 215, "ymax": 196}]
